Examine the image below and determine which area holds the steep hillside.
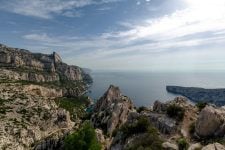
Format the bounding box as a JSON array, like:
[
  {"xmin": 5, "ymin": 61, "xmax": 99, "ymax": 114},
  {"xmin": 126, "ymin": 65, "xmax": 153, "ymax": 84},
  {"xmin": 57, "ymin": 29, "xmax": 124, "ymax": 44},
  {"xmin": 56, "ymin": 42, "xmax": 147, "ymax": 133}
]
[{"xmin": 0, "ymin": 44, "xmax": 92, "ymax": 150}]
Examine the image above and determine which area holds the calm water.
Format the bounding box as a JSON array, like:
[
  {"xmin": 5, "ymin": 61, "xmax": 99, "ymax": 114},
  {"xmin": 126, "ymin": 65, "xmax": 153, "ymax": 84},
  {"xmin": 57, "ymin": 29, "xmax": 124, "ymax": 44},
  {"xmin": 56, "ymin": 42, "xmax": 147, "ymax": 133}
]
[{"xmin": 87, "ymin": 71, "xmax": 225, "ymax": 106}]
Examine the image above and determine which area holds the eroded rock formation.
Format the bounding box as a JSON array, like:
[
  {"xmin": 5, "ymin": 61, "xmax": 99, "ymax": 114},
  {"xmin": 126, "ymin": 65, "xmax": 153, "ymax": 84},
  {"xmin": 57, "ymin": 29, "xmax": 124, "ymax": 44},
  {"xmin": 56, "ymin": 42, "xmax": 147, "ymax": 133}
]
[{"xmin": 91, "ymin": 85, "xmax": 134, "ymax": 136}]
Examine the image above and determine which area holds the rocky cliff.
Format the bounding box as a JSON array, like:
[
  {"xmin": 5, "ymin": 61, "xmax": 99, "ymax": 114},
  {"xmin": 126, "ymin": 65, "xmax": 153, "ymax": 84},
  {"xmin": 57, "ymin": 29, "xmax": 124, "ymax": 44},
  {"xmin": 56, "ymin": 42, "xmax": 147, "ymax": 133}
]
[
  {"xmin": 0, "ymin": 43, "xmax": 93, "ymax": 150},
  {"xmin": 91, "ymin": 85, "xmax": 134, "ymax": 135},
  {"xmin": 0, "ymin": 43, "xmax": 92, "ymax": 97}
]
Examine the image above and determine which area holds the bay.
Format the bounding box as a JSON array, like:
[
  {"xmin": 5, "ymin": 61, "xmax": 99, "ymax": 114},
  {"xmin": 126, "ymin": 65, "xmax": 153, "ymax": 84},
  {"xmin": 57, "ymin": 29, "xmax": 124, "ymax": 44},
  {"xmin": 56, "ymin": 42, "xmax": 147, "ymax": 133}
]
[{"xmin": 88, "ymin": 71, "xmax": 225, "ymax": 106}]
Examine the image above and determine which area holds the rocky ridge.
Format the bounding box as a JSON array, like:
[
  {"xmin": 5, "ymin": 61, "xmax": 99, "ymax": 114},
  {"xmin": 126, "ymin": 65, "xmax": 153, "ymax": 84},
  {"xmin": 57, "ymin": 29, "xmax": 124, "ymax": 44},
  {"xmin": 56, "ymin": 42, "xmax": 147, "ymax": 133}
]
[{"xmin": 0, "ymin": 43, "xmax": 92, "ymax": 97}]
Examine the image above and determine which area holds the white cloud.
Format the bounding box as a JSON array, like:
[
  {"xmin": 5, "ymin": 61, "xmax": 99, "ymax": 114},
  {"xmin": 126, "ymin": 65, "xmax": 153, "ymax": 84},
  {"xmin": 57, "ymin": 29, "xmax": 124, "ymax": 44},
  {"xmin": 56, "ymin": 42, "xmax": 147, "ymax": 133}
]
[
  {"xmin": 20, "ymin": 0, "xmax": 225, "ymax": 71},
  {"xmin": 103, "ymin": 2, "xmax": 225, "ymax": 42},
  {"xmin": 62, "ymin": 11, "xmax": 83, "ymax": 17},
  {"xmin": 23, "ymin": 33, "xmax": 58, "ymax": 43},
  {"xmin": 0, "ymin": 0, "xmax": 122, "ymax": 19}
]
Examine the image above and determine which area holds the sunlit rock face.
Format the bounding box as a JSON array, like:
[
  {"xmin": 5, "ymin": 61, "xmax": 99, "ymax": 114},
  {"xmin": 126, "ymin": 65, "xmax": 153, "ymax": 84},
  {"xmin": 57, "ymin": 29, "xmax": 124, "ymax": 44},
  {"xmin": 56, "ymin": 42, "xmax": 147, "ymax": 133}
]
[
  {"xmin": 91, "ymin": 85, "xmax": 134, "ymax": 136},
  {"xmin": 0, "ymin": 44, "xmax": 55, "ymax": 72},
  {"xmin": 0, "ymin": 43, "xmax": 92, "ymax": 97},
  {"xmin": 0, "ymin": 43, "xmax": 87, "ymax": 82}
]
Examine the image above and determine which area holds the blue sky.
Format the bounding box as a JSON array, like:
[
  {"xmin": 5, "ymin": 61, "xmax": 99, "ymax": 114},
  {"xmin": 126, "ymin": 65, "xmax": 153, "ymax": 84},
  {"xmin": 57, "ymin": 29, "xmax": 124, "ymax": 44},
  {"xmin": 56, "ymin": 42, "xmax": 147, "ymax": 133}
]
[{"xmin": 1, "ymin": 0, "xmax": 225, "ymax": 71}]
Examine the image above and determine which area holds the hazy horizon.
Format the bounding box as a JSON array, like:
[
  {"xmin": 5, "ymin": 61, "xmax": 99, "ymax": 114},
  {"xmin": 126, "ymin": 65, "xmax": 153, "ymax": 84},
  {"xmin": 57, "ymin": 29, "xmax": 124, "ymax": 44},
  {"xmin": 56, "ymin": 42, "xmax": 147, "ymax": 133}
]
[{"xmin": 1, "ymin": 0, "xmax": 225, "ymax": 71}]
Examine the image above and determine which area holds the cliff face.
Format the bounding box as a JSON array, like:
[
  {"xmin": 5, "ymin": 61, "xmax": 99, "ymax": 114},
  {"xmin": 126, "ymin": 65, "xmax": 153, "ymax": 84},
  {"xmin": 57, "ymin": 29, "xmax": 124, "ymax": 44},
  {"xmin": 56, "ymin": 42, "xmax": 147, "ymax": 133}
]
[
  {"xmin": 0, "ymin": 44, "xmax": 57, "ymax": 72},
  {"xmin": 0, "ymin": 43, "xmax": 92, "ymax": 97}
]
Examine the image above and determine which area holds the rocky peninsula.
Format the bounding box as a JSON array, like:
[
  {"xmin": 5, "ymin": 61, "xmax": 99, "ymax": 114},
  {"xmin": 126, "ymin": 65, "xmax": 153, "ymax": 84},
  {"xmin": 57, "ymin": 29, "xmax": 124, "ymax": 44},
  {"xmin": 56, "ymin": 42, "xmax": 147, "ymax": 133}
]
[{"xmin": 166, "ymin": 86, "xmax": 225, "ymax": 106}]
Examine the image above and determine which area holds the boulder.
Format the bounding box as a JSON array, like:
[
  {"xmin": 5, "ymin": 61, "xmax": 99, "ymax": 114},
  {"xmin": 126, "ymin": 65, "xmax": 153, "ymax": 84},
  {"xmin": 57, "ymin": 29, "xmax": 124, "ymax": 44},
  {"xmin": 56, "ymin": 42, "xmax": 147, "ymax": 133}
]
[
  {"xmin": 146, "ymin": 112, "xmax": 177, "ymax": 134},
  {"xmin": 162, "ymin": 142, "xmax": 178, "ymax": 150},
  {"xmin": 195, "ymin": 106, "xmax": 225, "ymax": 137},
  {"xmin": 188, "ymin": 143, "xmax": 202, "ymax": 150},
  {"xmin": 153, "ymin": 100, "xmax": 167, "ymax": 113},
  {"xmin": 202, "ymin": 143, "xmax": 225, "ymax": 150}
]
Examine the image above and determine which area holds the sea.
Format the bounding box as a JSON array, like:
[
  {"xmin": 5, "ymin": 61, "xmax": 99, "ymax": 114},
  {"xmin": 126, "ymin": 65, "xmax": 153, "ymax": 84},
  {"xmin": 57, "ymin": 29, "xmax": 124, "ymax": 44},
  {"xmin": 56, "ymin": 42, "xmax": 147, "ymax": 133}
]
[{"xmin": 87, "ymin": 71, "xmax": 225, "ymax": 107}]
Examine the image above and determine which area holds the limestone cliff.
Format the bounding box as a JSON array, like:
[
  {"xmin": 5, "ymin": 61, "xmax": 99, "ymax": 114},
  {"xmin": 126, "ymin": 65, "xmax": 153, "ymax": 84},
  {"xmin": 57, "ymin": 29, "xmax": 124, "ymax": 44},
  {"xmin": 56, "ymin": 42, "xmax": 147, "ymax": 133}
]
[
  {"xmin": 0, "ymin": 43, "xmax": 92, "ymax": 97},
  {"xmin": 0, "ymin": 43, "xmax": 93, "ymax": 150}
]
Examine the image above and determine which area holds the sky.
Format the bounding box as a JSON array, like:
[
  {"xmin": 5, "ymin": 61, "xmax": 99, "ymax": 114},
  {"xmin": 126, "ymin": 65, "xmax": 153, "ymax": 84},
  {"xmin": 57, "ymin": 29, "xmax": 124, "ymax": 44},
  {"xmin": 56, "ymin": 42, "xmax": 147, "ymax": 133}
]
[{"xmin": 1, "ymin": 0, "xmax": 225, "ymax": 72}]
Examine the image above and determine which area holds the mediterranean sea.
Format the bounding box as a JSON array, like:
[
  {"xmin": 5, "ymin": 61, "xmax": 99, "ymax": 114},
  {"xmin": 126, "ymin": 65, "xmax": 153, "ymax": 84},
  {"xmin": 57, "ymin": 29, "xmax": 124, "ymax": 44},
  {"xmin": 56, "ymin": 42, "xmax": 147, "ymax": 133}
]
[{"xmin": 88, "ymin": 71, "xmax": 225, "ymax": 106}]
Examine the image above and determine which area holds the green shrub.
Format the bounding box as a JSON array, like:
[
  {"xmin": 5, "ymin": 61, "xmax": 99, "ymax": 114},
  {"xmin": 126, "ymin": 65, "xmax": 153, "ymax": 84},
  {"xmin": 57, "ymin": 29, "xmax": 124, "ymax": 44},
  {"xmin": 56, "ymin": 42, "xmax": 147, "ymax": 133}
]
[
  {"xmin": 125, "ymin": 131, "xmax": 163, "ymax": 150},
  {"xmin": 189, "ymin": 122, "xmax": 195, "ymax": 135},
  {"xmin": 166, "ymin": 104, "xmax": 185, "ymax": 121},
  {"xmin": 137, "ymin": 106, "xmax": 148, "ymax": 113},
  {"xmin": 112, "ymin": 128, "xmax": 119, "ymax": 137},
  {"xmin": 54, "ymin": 96, "xmax": 89, "ymax": 120},
  {"xmin": 121, "ymin": 116, "xmax": 150, "ymax": 138},
  {"xmin": 177, "ymin": 138, "xmax": 188, "ymax": 150},
  {"xmin": 120, "ymin": 116, "xmax": 163, "ymax": 150},
  {"xmin": 64, "ymin": 122, "xmax": 101, "ymax": 150},
  {"xmin": 0, "ymin": 98, "xmax": 5, "ymax": 105},
  {"xmin": 196, "ymin": 102, "xmax": 207, "ymax": 111},
  {"xmin": 0, "ymin": 108, "xmax": 6, "ymax": 114}
]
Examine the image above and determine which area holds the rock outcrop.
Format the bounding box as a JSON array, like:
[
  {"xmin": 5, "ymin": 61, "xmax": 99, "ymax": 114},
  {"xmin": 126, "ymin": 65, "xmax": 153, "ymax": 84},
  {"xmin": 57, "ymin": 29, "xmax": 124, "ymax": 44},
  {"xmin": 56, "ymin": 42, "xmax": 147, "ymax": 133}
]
[
  {"xmin": 162, "ymin": 142, "xmax": 178, "ymax": 150},
  {"xmin": 195, "ymin": 105, "xmax": 225, "ymax": 138},
  {"xmin": 188, "ymin": 143, "xmax": 202, "ymax": 150},
  {"xmin": 0, "ymin": 43, "xmax": 92, "ymax": 97},
  {"xmin": 146, "ymin": 97, "xmax": 198, "ymax": 136},
  {"xmin": 146, "ymin": 112, "xmax": 177, "ymax": 134},
  {"xmin": 0, "ymin": 44, "xmax": 56, "ymax": 72},
  {"xmin": 153, "ymin": 100, "xmax": 167, "ymax": 113},
  {"xmin": 91, "ymin": 85, "xmax": 134, "ymax": 136},
  {"xmin": 0, "ymin": 68, "xmax": 60, "ymax": 82},
  {"xmin": 202, "ymin": 143, "xmax": 225, "ymax": 150}
]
